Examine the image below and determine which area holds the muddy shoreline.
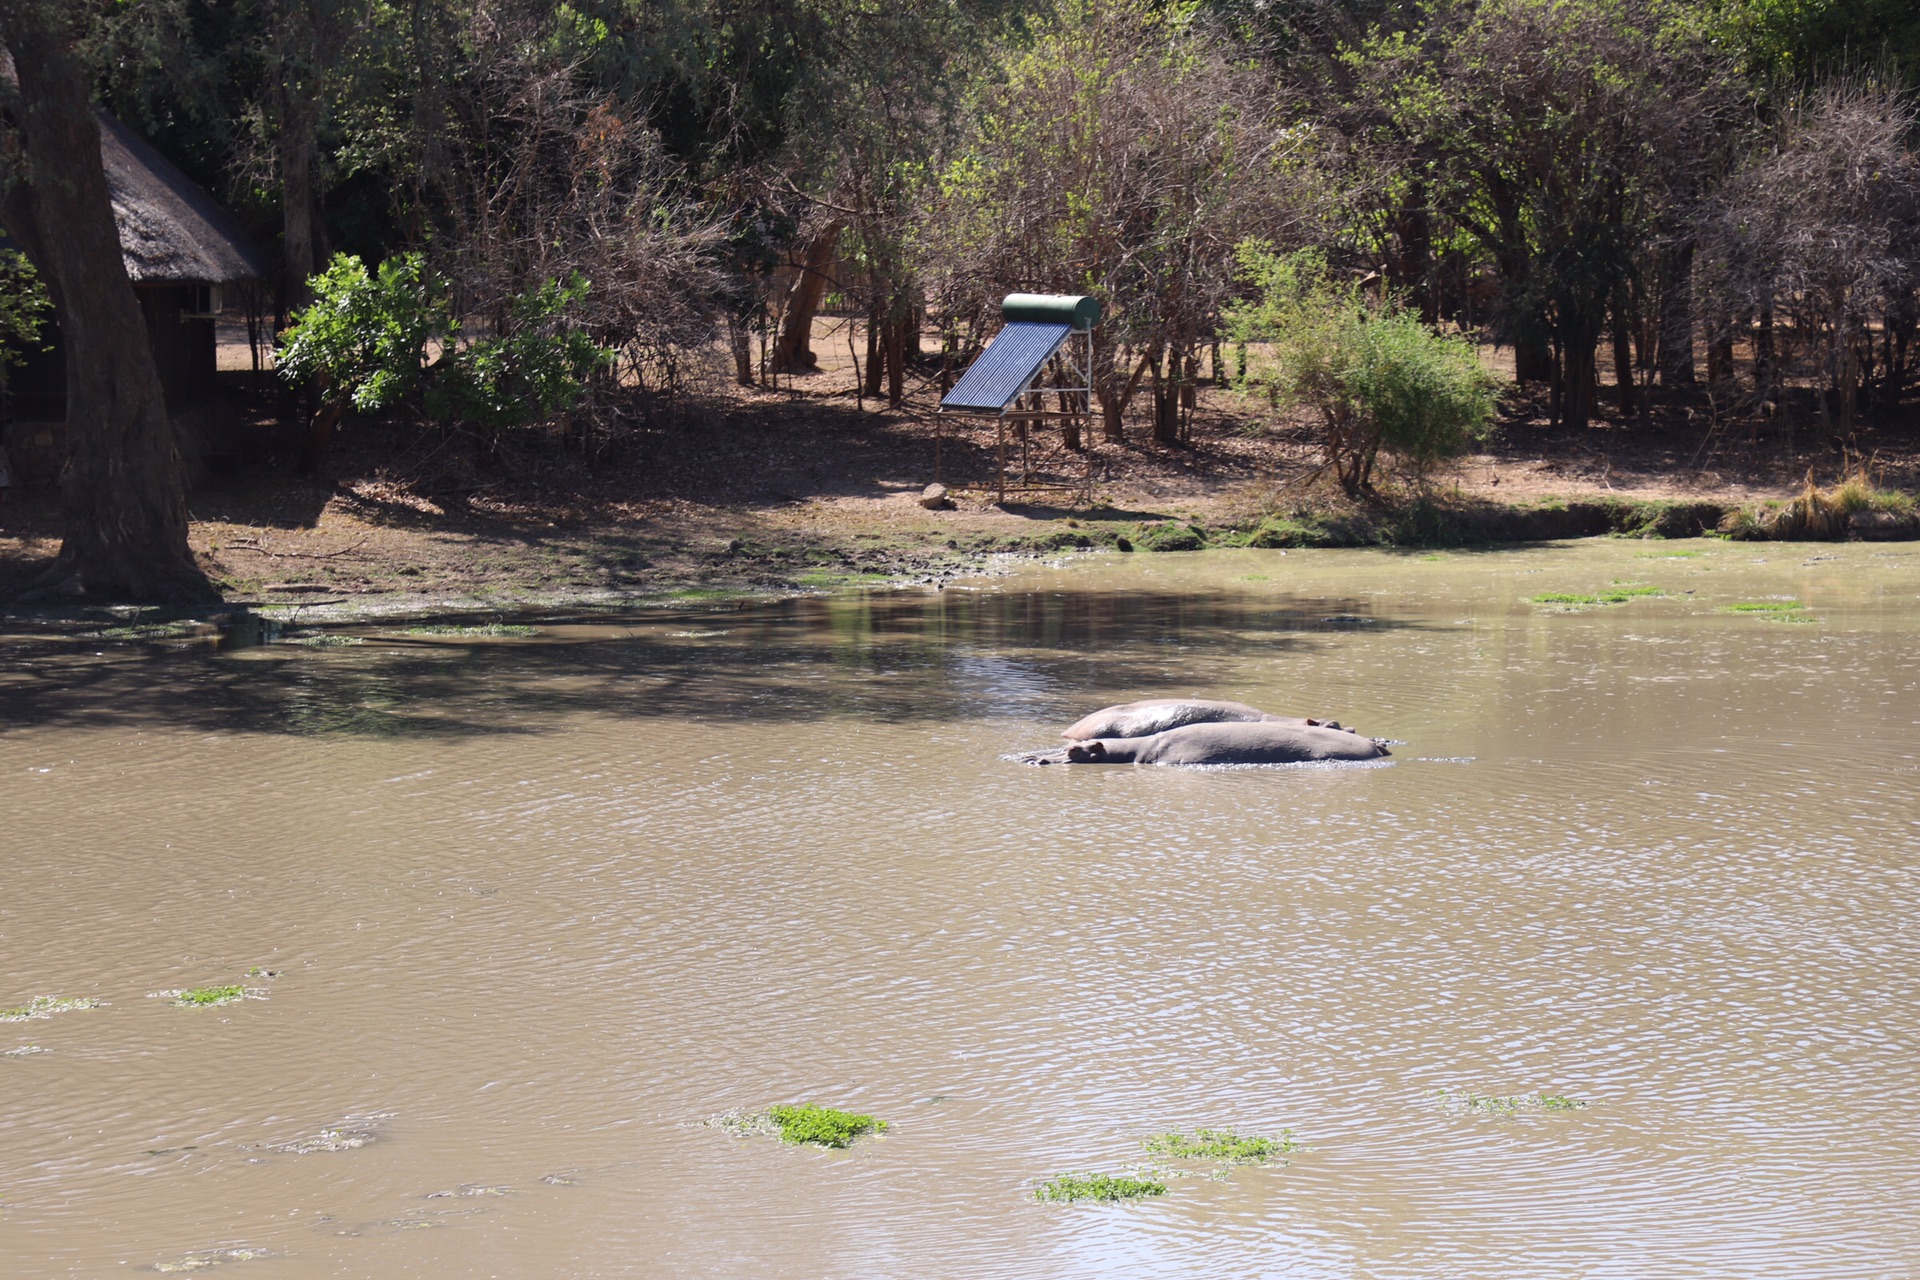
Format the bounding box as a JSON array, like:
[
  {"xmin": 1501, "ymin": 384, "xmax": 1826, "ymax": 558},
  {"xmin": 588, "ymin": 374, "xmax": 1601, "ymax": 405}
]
[{"xmin": 3, "ymin": 376, "xmax": 1916, "ymax": 625}]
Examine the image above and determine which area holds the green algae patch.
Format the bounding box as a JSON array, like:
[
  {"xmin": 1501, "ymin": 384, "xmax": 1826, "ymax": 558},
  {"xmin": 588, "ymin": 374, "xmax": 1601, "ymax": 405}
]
[
  {"xmin": 1032, "ymin": 1172, "xmax": 1168, "ymax": 1203},
  {"xmin": 1140, "ymin": 1127, "xmax": 1298, "ymax": 1166},
  {"xmin": 0, "ymin": 995, "xmax": 101, "ymax": 1021},
  {"xmin": 396, "ymin": 623, "xmax": 542, "ymax": 637},
  {"xmin": 1720, "ymin": 599, "xmax": 1817, "ymax": 621},
  {"xmin": 1530, "ymin": 583, "xmax": 1664, "ymax": 609},
  {"xmin": 151, "ymin": 1246, "xmax": 274, "ymax": 1273},
  {"xmin": 709, "ymin": 1104, "xmax": 888, "ymax": 1149},
  {"xmin": 1444, "ymin": 1090, "xmax": 1587, "ymax": 1115},
  {"xmin": 767, "ymin": 1103, "xmax": 886, "ymax": 1148},
  {"xmin": 152, "ymin": 985, "xmax": 255, "ymax": 1008}
]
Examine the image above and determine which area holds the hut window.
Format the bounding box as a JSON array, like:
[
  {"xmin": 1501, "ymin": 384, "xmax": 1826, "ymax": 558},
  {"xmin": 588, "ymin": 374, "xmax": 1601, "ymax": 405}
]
[{"xmin": 180, "ymin": 284, "xmax": 222, "ymax": 320}]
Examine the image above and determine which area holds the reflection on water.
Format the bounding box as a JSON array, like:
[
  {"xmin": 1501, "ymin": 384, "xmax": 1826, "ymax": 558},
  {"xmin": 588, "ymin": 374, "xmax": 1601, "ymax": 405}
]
[{"xmin": 3, "ymin": 540, "xmax": 1919, "ymax": 1278}]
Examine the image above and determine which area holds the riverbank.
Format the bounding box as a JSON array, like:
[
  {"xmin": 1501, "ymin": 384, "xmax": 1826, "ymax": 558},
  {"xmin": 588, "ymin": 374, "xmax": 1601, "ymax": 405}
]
[{"xmin": 2, "ymin": 374, "xmax": 1916, "ymax": 622}]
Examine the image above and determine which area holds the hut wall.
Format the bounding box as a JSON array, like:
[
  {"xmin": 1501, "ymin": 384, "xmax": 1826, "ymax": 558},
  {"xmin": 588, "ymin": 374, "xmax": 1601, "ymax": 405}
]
[
  {"xmin": 137, "ymin": 285, "xmax": 218, "ymax": 409},
  {"xmin": 3, "ymin": 285, "xmax": 217, "ymax": 421}
]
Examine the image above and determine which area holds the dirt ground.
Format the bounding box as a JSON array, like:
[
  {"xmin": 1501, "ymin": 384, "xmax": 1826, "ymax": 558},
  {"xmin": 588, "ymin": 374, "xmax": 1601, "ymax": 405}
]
[{"xmin": 3, "ymin": 320, "xmax": 1915, "ymax": 619}]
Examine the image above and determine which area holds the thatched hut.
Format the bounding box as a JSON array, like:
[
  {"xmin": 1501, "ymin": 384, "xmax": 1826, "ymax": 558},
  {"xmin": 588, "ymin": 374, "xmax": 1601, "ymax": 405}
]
[{"xmin": 7, "ymin": 110, "xmax": 271, "ymax": 416}]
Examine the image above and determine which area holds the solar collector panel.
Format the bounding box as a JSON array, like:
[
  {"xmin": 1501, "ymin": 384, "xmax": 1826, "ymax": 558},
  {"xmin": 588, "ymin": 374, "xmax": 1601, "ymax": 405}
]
[{"xmin": 939, "ymin": 320, "xmax": 1073, "ymax": 413}]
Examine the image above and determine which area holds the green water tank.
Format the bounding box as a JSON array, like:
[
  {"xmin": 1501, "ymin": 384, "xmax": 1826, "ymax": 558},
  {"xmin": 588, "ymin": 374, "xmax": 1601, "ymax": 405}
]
[{"xmin": 1001, "ymin": 293, "xmax": 1102, "ymax": 330}]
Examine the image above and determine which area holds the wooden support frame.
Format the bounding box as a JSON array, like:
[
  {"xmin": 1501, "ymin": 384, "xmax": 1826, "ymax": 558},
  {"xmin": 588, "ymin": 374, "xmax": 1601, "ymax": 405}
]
[{"xmin": 936, "ymin": 328, "xmax": 1096, "ymax": 507}]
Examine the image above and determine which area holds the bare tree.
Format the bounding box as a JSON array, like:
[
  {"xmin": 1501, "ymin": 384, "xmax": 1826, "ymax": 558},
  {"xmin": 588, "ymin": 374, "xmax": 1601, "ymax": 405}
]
[{"xmin": 1702, "ymin": 82, "xmax": 1920, "ymax": 429}]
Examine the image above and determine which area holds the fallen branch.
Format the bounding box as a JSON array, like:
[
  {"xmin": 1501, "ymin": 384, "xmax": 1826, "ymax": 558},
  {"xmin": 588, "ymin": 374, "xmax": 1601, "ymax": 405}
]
[{"xmin": 226, "ymin": 537, "xmax": 369, "ymax": 560}]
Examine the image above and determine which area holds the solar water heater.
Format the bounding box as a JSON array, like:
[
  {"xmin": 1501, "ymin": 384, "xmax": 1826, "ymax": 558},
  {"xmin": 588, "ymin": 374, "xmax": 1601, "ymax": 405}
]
[{"xmin": 937, "ymin": 294, "xmax": 1102, "ymax": 503}]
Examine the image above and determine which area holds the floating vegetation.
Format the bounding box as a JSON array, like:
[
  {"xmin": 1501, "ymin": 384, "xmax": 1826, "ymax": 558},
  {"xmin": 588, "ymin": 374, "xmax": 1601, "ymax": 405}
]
[
  {"xmin": 153, "ymin": 985, "xmax": 254, "ymax": 1008},
  {"xmin": 426, "ymin": 1184, "xmax": 511, "ymax": 1200},
  {"xmin": 0, "ymin": 995, "xmax": 101, "ymax": 1021},
  {"xmin": 1140, "ymin": 1127, "xmax": 1298, "ymax": 1166},
  {"xmin": 666, "ymin": 629, "xmax": 730, "ymax": 638},
  {"xmin": 709, "ymin": 1103, "xmax": 889, "ymax": 1149},
  {"xmin": 270, "ymin": 1126, "xmax": 374, "ymax": 1154},
  {"xmin": 151, "ymin": 1247, "xmax": 273, "ymax": 1273},
  {"xmin": 1032, "ymin": 1172, "xmax": 1168, "ymax": 1203},
  {"xmin": 1720, "ymin": 599, "xmax": 1818, "ymax": 622},
  {"xmin": 88, "ymin": 620, "xmax": 207, "ymax": 642},
  {"xmin": 396, "ymin": 623, "xmax": 541, "ymax": 637},
  {"xmin": 768, "ymin": 1103, "xmax": 886, "ymax": 1148},
  {"xmin": 1444, "ymin": 1090, "xmax": 1588, "ymax": 1115},
  {"xmin": 280, "ymin": 634, "xmax": 365, "ymax": 647},
  {"xmin": 1638, "ymin": 548, "xmax": 1703, "ymax": 558},
  {"xmin": 244, "ymin": 967, "xmax": 281, "ymax": 979},
  {"xmin": 1530, "ymin": 583, "xmax": 1664, "ymax": 608}
]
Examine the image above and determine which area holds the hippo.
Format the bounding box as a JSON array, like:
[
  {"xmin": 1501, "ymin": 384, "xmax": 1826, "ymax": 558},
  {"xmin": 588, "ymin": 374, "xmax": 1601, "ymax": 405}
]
[
  {"xmin": 1061, "ymin": 698, "xmax": 1344, "ymax": 740},
  {"xmin": 1023, "ymin": 720, "xmax": 1390, "ymax": 766}
]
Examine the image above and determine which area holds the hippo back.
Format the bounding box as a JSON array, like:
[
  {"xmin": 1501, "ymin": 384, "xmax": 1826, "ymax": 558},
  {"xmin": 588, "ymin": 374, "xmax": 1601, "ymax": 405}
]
[
  {"xmin": 1061, "ymin": 698, "xmax": 1297, "ymax": 741},
  {"xmin": 1132, "ymin": 721, "xmax": 1390, "ymax": 765}
]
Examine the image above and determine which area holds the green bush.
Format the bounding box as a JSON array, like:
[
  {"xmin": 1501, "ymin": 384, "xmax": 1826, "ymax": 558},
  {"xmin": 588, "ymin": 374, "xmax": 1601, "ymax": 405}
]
[
  {"xmin": 277, "ymin": 253, "xmax": 450, "ymax": 413},
  {"xmin": 277, "ymin": 253, "xmax": 611, "ymax": 433},
  {"xmin": 1226, "ymin": 246, "xmax": 1498, "ymax": 496}
]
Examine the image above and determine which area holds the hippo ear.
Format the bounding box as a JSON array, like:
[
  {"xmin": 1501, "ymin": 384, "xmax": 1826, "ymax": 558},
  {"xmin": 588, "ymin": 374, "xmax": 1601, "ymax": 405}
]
[
  {"xmin": 1306, "ymin": 718, "xmax": 1322, "ymax": 726},
  {"xmin": 1087, "ymin": 740, "xmax": 1108, "ymax": 759}
]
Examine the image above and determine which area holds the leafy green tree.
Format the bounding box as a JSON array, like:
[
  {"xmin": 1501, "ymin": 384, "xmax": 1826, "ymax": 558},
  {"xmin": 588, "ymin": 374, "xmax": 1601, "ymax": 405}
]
[
  {"xmin": 923, "ymin": 0, "xmax": 1304, "ymax": 445},
  {"xmin": 1227, "ymin": 246, "xmax": 1497, "ymax": 495},
  {"xmin": 0, "ymin": 249, "xmax": 51, "ymax": 393}
]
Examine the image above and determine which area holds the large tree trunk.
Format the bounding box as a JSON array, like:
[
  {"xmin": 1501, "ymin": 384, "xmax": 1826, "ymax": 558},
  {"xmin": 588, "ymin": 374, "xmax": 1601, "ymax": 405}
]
[
  {"xmin": 769, "ymin": 224, "xmax": 840, "ymax": 375},
  {"xmin": 0, "ymin": 6, "xmax": 213, "ymax": 602}
]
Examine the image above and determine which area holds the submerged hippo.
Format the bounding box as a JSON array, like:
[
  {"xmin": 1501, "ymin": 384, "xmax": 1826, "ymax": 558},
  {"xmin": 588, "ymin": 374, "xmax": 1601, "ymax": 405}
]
[
  {"xmin": 1025, "ymin": 720, "xmax": 1389, "ymax": 766},
  {"xmin": 1061, "ymin": 698, "xmax": 1343, "ymax": 740}
]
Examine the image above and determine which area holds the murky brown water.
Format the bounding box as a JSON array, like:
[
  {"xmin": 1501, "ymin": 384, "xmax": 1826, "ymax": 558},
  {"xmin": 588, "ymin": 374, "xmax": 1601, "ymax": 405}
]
[{"xmin": 4, "ymin": 540, "xmax": 1919, "ymax": 1279}]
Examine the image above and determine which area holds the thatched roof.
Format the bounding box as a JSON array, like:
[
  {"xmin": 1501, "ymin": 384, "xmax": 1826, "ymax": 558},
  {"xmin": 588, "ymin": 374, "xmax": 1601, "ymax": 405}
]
[{"xmin": 99, "ymin": 112, "xmax": 271, "ymax": 285}]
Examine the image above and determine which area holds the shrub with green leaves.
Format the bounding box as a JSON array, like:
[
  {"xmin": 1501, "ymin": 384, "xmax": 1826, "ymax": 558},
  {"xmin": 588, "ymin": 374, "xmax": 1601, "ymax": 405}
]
[
  {"xmin": 277, "ymin": 253, "xmax": 450, "ymax": 414},
  {"xmin": 277, "ymin": 252, "xmax": 611, "ymax": 434},
  {"xmin": 429, "ymin": 273, "xmax": 612, "ymax": 433},
  {"xmin": 1226, "ymin": 246, "xmax": 1498, "ymax": 496}
]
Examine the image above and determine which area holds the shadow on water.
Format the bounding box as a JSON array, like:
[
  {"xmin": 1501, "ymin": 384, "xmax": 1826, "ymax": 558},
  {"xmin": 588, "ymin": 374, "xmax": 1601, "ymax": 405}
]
[{"xmin": 0, "ymin": 588, "xmax": 1422, "ymax": 737}]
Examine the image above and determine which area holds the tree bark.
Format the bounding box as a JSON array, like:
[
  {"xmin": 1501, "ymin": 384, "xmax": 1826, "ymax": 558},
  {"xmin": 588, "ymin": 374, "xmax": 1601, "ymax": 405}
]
[
  {"xmin": 770, "ymin": 224, "xmax": 840, "ymax": 375},
  {"xmin": 1611, "ymin": 312, "xmax": 1634, "ymax": 416},
  {"xmin": 272, "ymin": 0, "xmax": 328, "ymax": 315},
  {"xmin": 1562, "ymin": 332, "xmax": 1600, "ymax": 431},
  {"xmin": 279, "ymin": 92, "xmax": 318, "ymax": 311},
  {"xmin": 1658, "ymin": 243, "xmax": 1695, "ymax": 387},
  {"xmin": 0, "ymin": 6, "xmax": 213, "ymax": 601},
  {"xmin": 863, "ymin": 302, "xmax": 883, "ymax": 398},
  {"xmin": 726, "ymin": 313, "xmax": 754, "ymax": 387},
  {"xmin": 885, "ymin": 312, "xmax": 909, "ymax": 407}
]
